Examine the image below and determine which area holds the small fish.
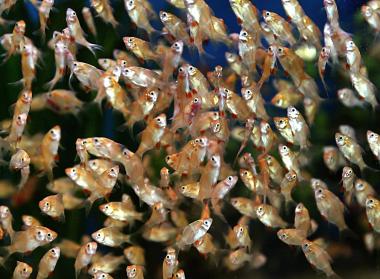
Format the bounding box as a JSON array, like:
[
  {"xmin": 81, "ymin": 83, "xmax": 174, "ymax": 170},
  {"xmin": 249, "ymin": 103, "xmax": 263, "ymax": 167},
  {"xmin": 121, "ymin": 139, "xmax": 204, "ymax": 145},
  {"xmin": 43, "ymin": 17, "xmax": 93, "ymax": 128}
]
[
  {"xmin": 82, "ymin": 7, "xmax": 97, "ymax": 37},
  {"xmin": 278, "ymin": 144, "xmax": 302, "ymax": 179},
  {"xmin": 198, "ymin": 154, "xmax": 221, "ymax": 201},
  {"xmin": 277, "ymin": 228, "xmax": 306, "ymax": 246},
  {"xmin": 294, "ymin": 203, "xmax": 313, "ymax": 236},
  {"xmin": 136, "ymin": 114, "xmax": 167, "ymax": 157},
  {"xmin": 337, "ymin": 88, "xmax": 364, "ymax": 108},
  {"xmin": 37, "ymin": 247, "xmax": 60, "ymax": 279},
  {"xmin": 241, "ymin": 88, "xmax": 269, "ymax": 121},
  {"xmin": 287, "ymin": 106, "xmax": 310, "ymax": 149},
  {"xmin": 13, "ymin": 261, "xmax": 33, "ymax": 279},
  {"xmin": 335, "ymin": 132, "xmax": 368, "ymax": 171},
  {"xmin": 302, "ymin": 240, "xmax": 338, "ymax": 277},
  {"xmin": 125, "ymin": 0, "xmax": 156, "ymax": 35},
  {"xmin": 367, "ymin": 130, "xmax": 380, "ymax": 161},
  {"xmin": 163, "ymin": 248, "xmax": 178, "ymax": 279},
  {"xmin": 323, "ymin": 146, "xmax": 346, "ymax": 173},
  {"xmin": 256, "ymin": 204, "xmax": 288, "ymax": 228},
  {"xmin": 238, "ymin": 29, "xmax": 258, "ymax": 74},
  {"xmin": 280, "ymin": 171, "xmax": 297, "ymax": 206},
  {"xmin": 91, "ymin": 0, "xmax": 118, "ymax": 27},
  {"xmin": 349, "ymin": 72, "xmax": 378, "ymax": 109},
  {"xmin": 93, "ymin": 272, "xmax": 114, "ymax": 279},
  {"xmin": 318, "ymin": 47, "xmax": 330, "ymax": 92},
  {"xmin": 66, "ymin": 8, "xmax": 101, "ymax": 55},
  {"xmin": 160, "ymin": 11, "xmax": 190, "ymax": 44},
  {"xmin": 38, "ymin": 0, "xmax": 54, "ymax": 41},
  {"xmin": 123, "ymin": 37, "xmax": 159, "ymax": 63},
  {"xmin": 75, "ymin": 242, "xmax": 98, "ymax": 278},
  {"xmin": 39, "ymin": 194, "xmax": 65, "ymax": 222},
  {"xmin": 314, "ymin": 187, "xmax": 348, "ymax": 231},
  {"xmin": 177, "ymin": 218, "xmax": 212, "ymax": 249},
  {"xmin": 274, "ymin": 117, "xmax": 295, "ymax": 144},
  {"xmin": 211, "ymin": 175, "xmax": 238, "ymax": 217},
  {"xmin": 341, "ymin": 166, "xmax": 355, "ymax": 205},
  {"xmin": 262, "ymin": 10, "xmax": 296, "ymax": 45},
  {"xmin": 362, "ymin": 5, "xmax": 380, "ymax": 34},
  {"xmin": 88, "ymin": 254, "xmax": 124, "ymax": 275},
  {"xmin": 92, "ymin": 227, "xmax": 131, "ymax": 247},
  {"xmin": 224, "ymin": 247, "xmax": 266, "ymax": 271},
  {"xmin": 365, "ymin": 196, "xmax": 380, "ymax": 233},
  {"xmin": 40, "ymin": 126, "xmax": 61, "ymax": 180}
]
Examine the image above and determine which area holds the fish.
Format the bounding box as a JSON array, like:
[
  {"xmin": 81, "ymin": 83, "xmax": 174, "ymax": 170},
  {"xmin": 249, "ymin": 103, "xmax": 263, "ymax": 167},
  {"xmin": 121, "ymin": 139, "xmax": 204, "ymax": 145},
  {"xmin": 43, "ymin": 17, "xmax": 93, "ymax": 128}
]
[
  {"xmin": 125, "ymin": 0, "xmax": 156, "ymax": 35},
  {"xmin": 40, "ymin": 125, "xmax": 61, "ymax": 180},
  {"xmin": 318, "ymin": 47, "xmax": 330, "ymax": 92},
  {"xmin": 287, "ymin": 106, "xmax": 310, "ymax": 149},
  {"xmin": 349, "ymin": 72, "xmax": 378, "ymax": 109},
  {"xmin": 163, "ymin": 247, "xmax": 178, "ymax": 279},
  {"xmin": 123, "ymin": 37, "xmax": 159, "ymax": 63},
  {"xmin": 177, "ymin": 218, "xmax": 212, "ymax": 249},
  {"xmin": 278, "ymin": 144, "xmax": 302, "ymax": 179},
  {"xmin": 75, "ymin": 242, "xmax": 98, "ymax": 278},
  {"xmin": 367, "ymin": 130, "xmax": 380, "ymax": 161},
  {"xmin": 335, "ymin": 132, "xmax": 369, "ymax": 171},
  {"xmin": 277, "ymin": 228, "xmax": 306, "ymax": 246},
  {"xmin": 262, "ymin": 10, "xmax": 296, "ymax": 45},
  {"xmin": 82, "ymin": 7, "xmax": 97, "ymax": 37},
  {"xmin": 365, "ymin": 196, "xmax": 380, "ymax": 233},
  {"xmin": 88, "ymin": 254, "xmax": 124, "ymax": 275},
  {"xmin": 91, "ymin": 0, "xmax": 118, "ymax": 27},
  {"xmin": 66, "ymin": 8, "xmax": 102, "ymax": 55},
  {"xmin": 337, "ymin": 88, "xmax": 364, "ymax": 108},
  {"xmin": 136, "ymin": 114, "xmax": 167, "ymax": 157},
  {"xmin": 160, "ymin": 11, "xmax": 190, "ymax": 44},
  {"xmin": 92, "ymin": 226, "xmax": 131, "ymax": 247},
  {"xmin": 37, "ymin": 247, "xmax": 60, "ymax": 279},
  {"xmin": 302, "ymin": 240, "xmax": 338, "ymax": 277},
  {"xmin": 22, "ymin": 215, "xmax": 41, "ymax": 229},
  {"xmin": 224, "ymin": 248, "xmax": 266, "ymax": 271},
  {"xmin": 198, "ymin": 154, "xmax": 221, "ymax": 201},
  {"xmin": 280, "ymin": 171, "xmax": 297, "ymax": 206},
  {"xmin": 314, "ymin": 187, "xmax": 348, "ymax": 231},
  {"xmin": 362, "ymin": 5, "xmax": 380, "ymax": 34},
  {"xmin": 256, "ymin": 204, "xmax": 288, "ymax": 228},
  {"xmin": 39, "ymin": 194, "xmax": 65, "ymax": 222}
]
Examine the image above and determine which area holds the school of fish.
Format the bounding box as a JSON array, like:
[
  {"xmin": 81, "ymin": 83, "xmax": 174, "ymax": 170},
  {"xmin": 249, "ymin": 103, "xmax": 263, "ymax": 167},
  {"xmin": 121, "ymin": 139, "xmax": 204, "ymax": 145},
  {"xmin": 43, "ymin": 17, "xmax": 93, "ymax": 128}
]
[{"xmin": 0, "ymin": 0, "xmax": 379, "ymax": 278}]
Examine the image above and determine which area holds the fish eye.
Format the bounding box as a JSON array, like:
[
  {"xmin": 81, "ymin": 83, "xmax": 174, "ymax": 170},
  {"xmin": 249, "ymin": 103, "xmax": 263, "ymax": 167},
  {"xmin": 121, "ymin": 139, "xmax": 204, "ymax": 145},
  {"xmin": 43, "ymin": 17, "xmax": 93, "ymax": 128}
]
[
  {"xmin": 265, "ymin": 11, "xmax": 270, "ymax": 16},
  {"xmin": 228, "ymin": 176, "xmax": 233, "ymax": 181},
  {"xmin": 162, "ymin": 12, "xmax": 167, "ymax": 17},
  {"xmin": 279, "ymin": 120, "xmax": 284, "ymax": 124},
  {"xmin": 339, "ymin": 136, "xmax": 343, "ymax": 140},
  {"xmin": 149, "ymin": 91, "xmax": 155, "ymax": 96},
  {"xmin": 317, "ymin": 189, "xmax": 323, "ymax": 194},
  {"xmin": 166, "ymin": 255, "xmax": 170, "ymax": 259},
  {"xmin": 181, "ymin": 186, "xmax": 185, "ymax": 190},
  {"xmin": 175, "ymin": 274, "xmax": 179, "ymax": 278},
  {"xmin": 282, "ymin": 233, "xmax": 287, "ymax": 238},
  {"xmin": 72, "ymin": 168, "xmax": 76, "ymax": 173},
  {"xmin": 278, "ymin": 47, "xmax": 283, "ymax": 52},
  {"xmin": 242, "ymin": 31, "xmax": 247, "ymax": 36},
  {"xmin": 204, "ymin": 220, "xmax": 209, "ymax": 225},
  {"xmin": 102, "ymin": 275, "xmax": 106, "ymax": 278},
  {"xmin": 97, "ymin": 233, "xmax": 101, "ymax": 237},
  {"xmin": 132, "ymin": 268, "xmax": 136, "ymax": 272},
  {"xmin": 23, "ymin": 268, "xmax": 27, "ymax": 272},
  {"xmin": 193, "ymin": 98, "xmax": 199, "ymax": 103},
  {"xmin": 174, "ymin": 43, "xmax": 179, "ymax": 47},
  {"xmin": 239, "ymin": 227, "xmax": 243, "ymax": 232},
  {"xmin": 47, "ymin": 233, "xmax": 52, "ymax": 237}
]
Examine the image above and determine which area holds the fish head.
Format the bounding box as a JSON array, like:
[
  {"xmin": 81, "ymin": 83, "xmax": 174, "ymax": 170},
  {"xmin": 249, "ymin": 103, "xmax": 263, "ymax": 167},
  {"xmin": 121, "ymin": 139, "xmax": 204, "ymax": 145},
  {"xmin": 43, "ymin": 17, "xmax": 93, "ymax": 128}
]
[
  {"xmin": 367, "ymin": 130, "xmax": 379, "ymax": 144},
  {"xmin": 301, "ymin": 240, "xmax": 313, "ymax": 253},
  {"xmin": 16, "ymin": 113, "xmax": 28, "ymax": 126},
  {"xmin": 362, "ymin": 6, "xmax": 373, "ymax": 18},
  {"xmin": 345, "ymin": 40, "xmax": 356, "ymax": 52},
  {"xmin": 320, "ymin": 46, "xmax": 331, "ymax": 58},
  {"xmin": 210, "ymin": 154, "xmax": 221, "ymax": 167},
  {"xmin": 14, "ymin": 20, "xmax": 26, "ymax": 34},
  {"xmin": 146, "ymin": 89, "xmax": 158, "ymax": 103},
  {"xmin": 154, "ymin": 114, "xmax": 167, "ymax": 128},
  {"xmin": 366, "ymin": 196, "xmax": 378, "ymax": 209},
  {"xmin": 342, "ymin": 166, "xmax": 353, "ymax": 179},
  {"xmin": 226, "ymin": 175, "xmax": 238, "ymax": 187},
  {"xmin": 256, "ymin": 205, "xmax": 266, "ymax": 217},
  {"xmin": 92, "ymin": 230, "xmax": 105, "ymax": 244},
  {"xmin": 48, "ymin": 125, "xmax": 61, "ymax": 141},
  {"xmin": 314, "ymin": 187, "xmax": 326, "ymax": 200},
  {"xmin": 0, "ymin": 205, "xmax": 10, "ymax": 219},
  {"xmin": 159, "ymin": 11, "xmax": 172, "ymax": 23},
  {"xmin": 287, "ymin": 106, "xmax": 299, "ymax": 119},
  {"xmin": 277, "ymin": 229, "xmax": 289, "ymax": 241},
  {"xmin": 66, "ymin": 8, "xmax": 77, "ymax": 23},
  {"xmin": 49, "ymin": 247, "xmax": 60, "ymax": 258},
  {"xmin": 44, "ymin": 228, "xmax": 58, "ymax": 242},
  {"xmin": 233, "ymin": 224, "xmax": 246, "ymax": 239},
  {"xmin": 295, "ymin": 203, "xmax": 305, "ymax": 214},
  {"xmin": 201, "ymin": 218, "xmax": 213, "ymax": 231},
  {"xmin": 123, "ymin": 37, "xmax": 135, "ymax": 49},
  {"xmin": 39, "ymin": 198, "xmax": 51, "ymax": 213},
  {"xmin": 260, "ymin": 121, "xmax": 271, "ymax": 134},
  {"xmin": 285, "ymin": 171, "xmax": 297, "ymax": 182},
  {"xmin": 172, "ymin": 40, "xmax": 184, "ymax": 54},
  {"xmin": 126, "ymin": 0, "xmax": 136, "ymax": 10},
  {"xmin": 20, "ymin": 90, "xmax": 32, "ymax": 104},
  {"xmin": 85, "ymin": 242, "xmax": 98, "ymax": 255},
  {"xmin": 335, "ymin": 132, "xmax": 347, "ymax": 146},
  {"xmin": 241, "ymin": 88, "xmax": 253, "ymax": 100},
  {"xmin": 126, "ymin": 265, "xmax": 137, "ymax": 278},
  {"xmin": 274, "ymin": 117, "xmax": 288, "ymax": 129},
  {"xmin": 238, "ymin": 29, "xmax": 249, "ymax": 42},
  {"xmin": 99, "ymin": 203, "xmax": 113, "ymax": 215},
  {"xmin": 278, "ymin": 144, "xmax": 289, "ymax": 156},
  {"xmin": 16, "ymin": 261, "xmax": 32, "ymax": 278},
  {"xmin": 65, "ymin": 167, "xmax": 79, "ymax": 181}
]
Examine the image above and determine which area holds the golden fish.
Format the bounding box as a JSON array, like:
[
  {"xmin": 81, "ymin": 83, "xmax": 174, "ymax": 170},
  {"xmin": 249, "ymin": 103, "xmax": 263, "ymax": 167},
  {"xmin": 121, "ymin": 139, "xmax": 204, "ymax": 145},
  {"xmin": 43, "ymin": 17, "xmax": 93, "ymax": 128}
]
[
  {"xmin": 37, "ymin": 247, "xmax": 60, "ymax": 279},
  {"xmin": 75, "ymin": 242, "xmax": 98, "ymax": 278},
  {"xmin": 39, "ymin": 194, "xmax": 65, "ymax": 222},
  {"xmin": 13, "ymin": 261, "xmax": 33, "ymax": 279},
  {"xmin": 124, "ymin": 246, "xmax": 145, "ymax": 266}
]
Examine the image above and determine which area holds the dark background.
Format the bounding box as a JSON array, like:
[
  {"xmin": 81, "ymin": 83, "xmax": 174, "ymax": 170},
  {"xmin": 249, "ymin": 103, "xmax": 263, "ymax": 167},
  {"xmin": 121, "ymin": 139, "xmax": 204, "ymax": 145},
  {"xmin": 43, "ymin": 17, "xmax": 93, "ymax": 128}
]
[{"xmin": 1, "ymin": 0, "xmax": 380, "ymax": 278}]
